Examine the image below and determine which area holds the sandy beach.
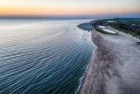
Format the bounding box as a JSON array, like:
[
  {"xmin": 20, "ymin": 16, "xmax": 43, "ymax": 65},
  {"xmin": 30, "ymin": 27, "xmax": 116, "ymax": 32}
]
[{"xmin": 79, "ymin": 26, "xmax": 140, "ymax": 94}]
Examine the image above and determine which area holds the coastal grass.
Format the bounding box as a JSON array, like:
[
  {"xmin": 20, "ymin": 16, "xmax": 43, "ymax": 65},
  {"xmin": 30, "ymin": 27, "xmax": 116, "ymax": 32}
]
[{"xmin": 108, "ymin": 19, "xmax": 140, "ymax": 39}]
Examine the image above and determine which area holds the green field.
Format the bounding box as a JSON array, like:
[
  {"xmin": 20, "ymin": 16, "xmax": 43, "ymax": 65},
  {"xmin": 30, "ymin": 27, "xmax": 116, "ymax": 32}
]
[
  {"xmin": 107, "ymin": 18, "xmax": 140, "ymax": 39},
  {"xmin": 111, "ymin": 19, "xmax": 140, "ymax": 24}
]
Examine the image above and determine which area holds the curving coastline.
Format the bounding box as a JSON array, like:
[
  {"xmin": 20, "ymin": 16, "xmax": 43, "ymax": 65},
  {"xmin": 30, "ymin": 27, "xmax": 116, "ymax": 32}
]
[{"xmin": 78, "ymin": 19, "xmax": 140, "ymax": 94}]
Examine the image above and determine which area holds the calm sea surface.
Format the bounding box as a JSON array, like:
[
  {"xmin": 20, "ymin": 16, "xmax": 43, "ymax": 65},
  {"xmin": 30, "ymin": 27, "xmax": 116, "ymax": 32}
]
[{"xmin": 0, "ymin": 19, "xmax": 95, "ymax": 94}]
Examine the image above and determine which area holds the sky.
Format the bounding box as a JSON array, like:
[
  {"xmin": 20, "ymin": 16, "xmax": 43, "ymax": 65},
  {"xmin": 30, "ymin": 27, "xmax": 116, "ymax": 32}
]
[{"xmin": 0, "ymin": 0, "xmax": 139, "ymax": 16}]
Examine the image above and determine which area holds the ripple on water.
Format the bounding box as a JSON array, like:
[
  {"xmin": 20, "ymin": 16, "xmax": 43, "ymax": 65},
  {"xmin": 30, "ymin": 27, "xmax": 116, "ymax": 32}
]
[{"xmin": 0, "ymin": 20, "xmax": 95, "ymax": 94}]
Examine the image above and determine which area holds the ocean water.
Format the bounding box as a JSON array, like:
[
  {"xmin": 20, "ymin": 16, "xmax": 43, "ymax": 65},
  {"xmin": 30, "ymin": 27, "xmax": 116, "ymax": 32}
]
[{"xmin": 0, "ymin": 19, "xmax": 95, "ymax": 94}]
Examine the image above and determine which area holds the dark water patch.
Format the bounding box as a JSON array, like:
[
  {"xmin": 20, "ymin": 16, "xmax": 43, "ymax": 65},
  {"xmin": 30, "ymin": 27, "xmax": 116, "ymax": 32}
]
[
  {"xmin": 77, "ymin": 22, "xmax": 93, "ymax": 31},
  {"xmin": 136, "ymin": 42, "xmax": 140, "ymax": 45}
]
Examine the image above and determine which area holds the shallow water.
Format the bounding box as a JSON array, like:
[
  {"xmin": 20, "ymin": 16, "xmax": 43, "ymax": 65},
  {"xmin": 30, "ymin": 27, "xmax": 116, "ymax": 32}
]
[{"xmin": 0, "ymin": 19, "xmax": 95, "ymax": 94}]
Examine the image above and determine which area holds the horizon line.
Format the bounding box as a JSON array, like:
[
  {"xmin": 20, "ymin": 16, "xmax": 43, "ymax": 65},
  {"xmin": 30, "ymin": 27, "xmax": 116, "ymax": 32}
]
[{"xmin": 0, "ymin": 14, "xmax": 139, "ymax": 19}]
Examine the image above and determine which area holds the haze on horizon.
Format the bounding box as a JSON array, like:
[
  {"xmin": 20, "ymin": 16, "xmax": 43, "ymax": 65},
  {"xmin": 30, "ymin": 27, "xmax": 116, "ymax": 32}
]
[{"xmin": 0, "ymin": 0, "xmax": 139, "ymax": 17}]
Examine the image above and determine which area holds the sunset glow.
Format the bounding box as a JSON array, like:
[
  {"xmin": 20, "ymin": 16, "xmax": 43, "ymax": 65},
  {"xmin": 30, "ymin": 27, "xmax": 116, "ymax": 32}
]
[{"xmin": 0, "ymin": 0, "xmax": 139, "ymax": 16}]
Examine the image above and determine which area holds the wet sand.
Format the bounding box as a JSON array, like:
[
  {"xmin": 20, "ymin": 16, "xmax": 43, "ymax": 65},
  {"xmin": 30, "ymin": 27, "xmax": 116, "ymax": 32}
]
[{"xmin": 79, "ymin": 29, "xmax": 140, "ymax": 94}]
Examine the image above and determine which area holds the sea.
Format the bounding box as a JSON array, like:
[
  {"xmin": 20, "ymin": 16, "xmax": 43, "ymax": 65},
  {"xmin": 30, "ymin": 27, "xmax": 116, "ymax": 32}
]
[{"xmin": 0, "ymin": 19, "xmax": 95, "ymax": 94}]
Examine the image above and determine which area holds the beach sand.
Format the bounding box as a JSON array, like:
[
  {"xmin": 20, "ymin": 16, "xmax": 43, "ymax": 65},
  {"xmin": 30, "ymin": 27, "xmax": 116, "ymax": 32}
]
[{"xmin": 79, "ymin": 29, "xmax": 140, "ymax": 94}]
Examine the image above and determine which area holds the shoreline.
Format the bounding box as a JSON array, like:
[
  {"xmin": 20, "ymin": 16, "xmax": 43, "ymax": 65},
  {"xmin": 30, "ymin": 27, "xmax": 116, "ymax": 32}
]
[{"xmin": 78, "ymin": 20, "xmax": 140, "ymax": 94}]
